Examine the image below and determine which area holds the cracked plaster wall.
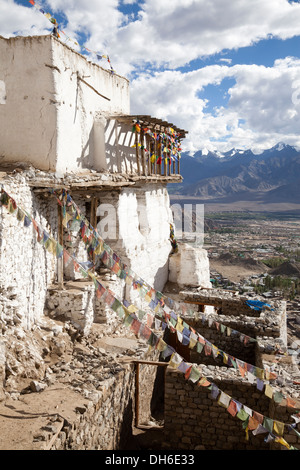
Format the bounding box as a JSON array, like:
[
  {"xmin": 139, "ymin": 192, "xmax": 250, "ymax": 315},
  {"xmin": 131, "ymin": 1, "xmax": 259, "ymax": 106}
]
[{"xmin": 0, "ymin": 35, "xmax": 57, "ymax": 170}]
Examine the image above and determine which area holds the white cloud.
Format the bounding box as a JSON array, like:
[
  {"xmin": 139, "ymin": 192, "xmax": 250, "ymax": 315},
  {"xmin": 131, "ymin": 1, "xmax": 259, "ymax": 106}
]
[
  {"xmin": 109, "ymin": 0, "xmax": 300, "ymax": 74},
  {"xmin": 2, "ymin": 0, "xmax": 300, "ymax": 152},
  {"xmin": 0, "ymin": 0, "xmax": 49, "ymax": 37},
  {"xmin": 130, "ymin": 57, "xmax": 300, "ymax": 153}
]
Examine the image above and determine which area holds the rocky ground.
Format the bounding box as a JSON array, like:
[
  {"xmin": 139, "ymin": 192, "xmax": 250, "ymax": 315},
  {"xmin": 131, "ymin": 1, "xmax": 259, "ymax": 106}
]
[
  {"xmin": 0, "ymin": 316, "xmax": 150, "ymax": 450},
  {"xmin": 0, "ymin": 297, "xmax": 300, "ymax": 450}
]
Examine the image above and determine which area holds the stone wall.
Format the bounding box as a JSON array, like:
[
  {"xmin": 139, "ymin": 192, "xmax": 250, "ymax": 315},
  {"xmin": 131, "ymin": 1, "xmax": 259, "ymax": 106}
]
[
  {"xmin": 48, "ymin": 351, "xmax": 161, "ymax": 450},
  {"xmin": 164, "ymin": 368, "xmax": 300, "ymax": 450},
  {"xmin": 179, "ymin": 288, "xmax": 288, "ymax": 350},
  {"xmin": 0, "ymin": 174, "xmax": 58, "ymax": 330},
  {"xmin": 52, "ymin": 364, "xmax": 136, "ymax": 450},
  {"xmin": 0, "ymin": 173, "xmax": 186, "ymax": 333}
]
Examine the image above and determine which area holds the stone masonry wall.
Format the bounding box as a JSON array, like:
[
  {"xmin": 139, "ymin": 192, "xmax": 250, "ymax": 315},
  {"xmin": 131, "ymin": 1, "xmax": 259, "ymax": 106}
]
[
  {"xmin": 164, "ymin": 368, "xmax": 300, "ymax": 450},
  {"xmin": 0, "ymin": 174, "xmax": 58, "ymax": 330},
  {"xmin": 49, "ymin": 350, "xmax": 161, "ymax": 450},
  {"xmin": 52, "ymin": 364, "xmax": 136, "ymax": 450}
]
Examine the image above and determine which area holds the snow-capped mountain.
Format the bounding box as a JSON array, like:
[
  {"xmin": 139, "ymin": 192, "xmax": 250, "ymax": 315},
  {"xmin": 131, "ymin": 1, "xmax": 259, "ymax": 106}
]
[{"xmin": 170, "ymin": 143, "xmax": 300, "ymax": 203}]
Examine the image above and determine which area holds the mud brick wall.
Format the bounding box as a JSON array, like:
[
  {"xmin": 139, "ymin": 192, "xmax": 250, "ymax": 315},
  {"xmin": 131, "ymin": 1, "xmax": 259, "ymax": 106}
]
[{"xmin": 164, "ymin": 368, "xmax": 300, "ymax": 451}]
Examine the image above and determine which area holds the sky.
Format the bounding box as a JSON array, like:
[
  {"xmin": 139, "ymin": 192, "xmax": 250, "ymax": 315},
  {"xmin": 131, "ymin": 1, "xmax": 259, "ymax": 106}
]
[{"xmin": 2, "ymin": 0, "xmax": 300, "ymax": 154}]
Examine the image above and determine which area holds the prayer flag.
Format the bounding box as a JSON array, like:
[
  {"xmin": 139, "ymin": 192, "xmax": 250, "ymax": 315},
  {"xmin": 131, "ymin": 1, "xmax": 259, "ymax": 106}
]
[
  {"xmin": 211, "ymin": 384, "xmax": 220, "ymax": 400},
  {"xmin": 237, "ymin": 408, "xmax": 249, "ymax": 421},
  {"xmin": 286, "ymin": 397, "xmax": 297, "ymax": 408},
  {"xmin": 263, "ymin": 417, "xmax": 273, "ymax": 433},
  {"xmin": 252, "ymin": 424, "xmax": 268, "ymax": 435},
  {"xmin": 264, "ymin": 384, "xmax": 273, "ymax": 399},
  {"xmin": 178, "ymin": 362, "xmax": 190, "ymax": 373},
  {"xmin": 198, "ymin": 377, "xmax": 211, "ymax": 387},
  {"xmin": 273, "ymin": 420, "xmax": 284, "ymax": 436},
  {"xmin": 218, "ymin": 391, "xmax": 231, "ymax": 409},
  {"xmin": 253, "ymin": 411, "xmax": 264, "ymax": 424},
  {"xmin": 227, "ymin": 400, "xmax": 238, "ymax": 417},
  {"xmin": 184, "ymin": 366, "xmax": 192, "ymax": 380},
  {"xmin": 189, "ymin": 366, "xmax": 201, "ymax": 383}
]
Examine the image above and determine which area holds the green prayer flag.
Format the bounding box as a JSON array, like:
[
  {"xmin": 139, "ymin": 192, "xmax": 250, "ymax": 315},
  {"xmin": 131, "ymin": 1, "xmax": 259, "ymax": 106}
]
[
  {"xmin": 237, "ymin": 409, "xmax": 249, "ymax": 421},
  {"xmin": 263, "ymin": 417, "xmax": 273, "ymax": 433},
  {"xmin": 273, "ymin": 391, "xmax": 284, "ymax": 404},
  {"xmin": 189, "ymin": 366, "xmax": 201, "ymax": 383}
]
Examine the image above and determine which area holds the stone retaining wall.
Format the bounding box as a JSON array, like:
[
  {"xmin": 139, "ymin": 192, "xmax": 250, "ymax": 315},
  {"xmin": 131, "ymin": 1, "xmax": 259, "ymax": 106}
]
[
  {"xmin": 51, "ymin": 364, "xmax": 136, "ymax": 450},
  {"xmin": 49, "ymin": 354, "xmax": 161, "ymax": 450},
  {"xmin": 164, "ymin": 368, "xmax": 300, "ymax": 450}
]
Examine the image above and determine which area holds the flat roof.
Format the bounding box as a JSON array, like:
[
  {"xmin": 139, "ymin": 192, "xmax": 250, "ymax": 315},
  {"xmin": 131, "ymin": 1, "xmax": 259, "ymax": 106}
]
[{"xmin": 112, "ymin": 114, "xmax": 188, "ymax": 138}]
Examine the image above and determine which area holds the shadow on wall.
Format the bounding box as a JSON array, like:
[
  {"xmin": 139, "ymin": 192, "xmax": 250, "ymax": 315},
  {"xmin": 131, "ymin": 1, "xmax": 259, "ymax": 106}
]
[
  {"xmin": 104, "ymin": 119, "xmax": 137, "ymax": 173},
  {"xmin": 118, "ymin": 397, "xmax": 135, "ymax": 450},
  {"xmin": 153, "ymin": 260, "xmax": 170, "ymax": 292}
]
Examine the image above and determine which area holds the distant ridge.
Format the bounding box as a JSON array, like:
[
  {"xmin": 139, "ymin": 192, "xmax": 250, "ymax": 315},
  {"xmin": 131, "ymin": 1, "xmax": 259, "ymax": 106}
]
[
  {"xmin": 170, "ymin": 143, "xmax": 300, "ymax": 204},
  {"xmin": 270, "ymin": 261, "xmax": 300, "ymax": 277}
]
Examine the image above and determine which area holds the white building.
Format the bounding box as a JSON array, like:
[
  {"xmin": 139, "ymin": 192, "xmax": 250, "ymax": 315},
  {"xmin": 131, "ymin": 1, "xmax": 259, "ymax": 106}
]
[{"xmin": 0, "ymin": 34, "xmax": 211, "ymax": 332}]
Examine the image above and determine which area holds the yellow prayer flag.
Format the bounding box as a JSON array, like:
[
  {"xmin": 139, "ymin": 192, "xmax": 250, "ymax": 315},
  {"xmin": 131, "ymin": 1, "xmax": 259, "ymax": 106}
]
[
  {"xmin": 62, "ymin": 213, "xmax": 73, "ymax": 228},
  {"xmin": 94, "ymin": 242, "xmax": 104, "ymax": 255},
  {"xmin": 222, "ymin": 352, "xmax": 228, "ymax": 364},
  {"xmin": 127, "ymin": 304, "xmax": 137, "ymax": 313},
  {"xmin": 169, "ymin": 353, "xmax": 182, "ymax": 369},
  {"xmin": 275, "ymin": 437, "xmax": 290, "ymax": 449},
  {"xmin": 273, "ymin": 420, "xmax": 284, "ymax": 436},
  {"xmin": 189, "ymin": 337, "xmax": 197, "ymax": 349},
  {"xmin": 176, "ymin": 321, "xmax": 184, "ymax": 333},
  {"xmin": 50, "ymin": 239, "xmax": 57, "ymax": 255},
  {"xmin": 198, "ymin": 377, "xmax": 211, "ymax": 387},
  {"xmin": 264, "ymin": 383, "xmax": 273, "ymax": 399},
  {"xmin": 156, "ymin": 338, "xmax": 167, "ymax": 352},
  {"xmin": 255, "ymin": 367, "xmax": 265, "ymax": 380}
]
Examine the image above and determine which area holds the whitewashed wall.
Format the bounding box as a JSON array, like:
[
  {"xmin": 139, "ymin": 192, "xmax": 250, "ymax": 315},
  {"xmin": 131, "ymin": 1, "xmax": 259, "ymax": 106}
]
[
  {"xmin": 52, "ymin": 38, "xmax": 130, "ymax": 175},
  {"xmin": 0, "ymin": 36, "xmax": 57, "ymax": 170},
  {"xmin": 98, "ymin": 184, "xmax": 173, "ymax": 293},
  {"xmin": 0, "ymin": 35, "xmax": 130, "ymax": 174},
  {"xmin": 0, "ymin": 176, "xmax": 57, "ymax": 329}
]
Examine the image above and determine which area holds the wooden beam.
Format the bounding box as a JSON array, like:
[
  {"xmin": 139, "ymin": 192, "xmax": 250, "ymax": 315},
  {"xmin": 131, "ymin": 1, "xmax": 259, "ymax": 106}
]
[
  {"xmin": 135, "ymin": 362, "xmax": 140, "ymax": 427},
  {"xmin": 133, "ymin": 360, "xmax": 169, "ymax": 367},
  {"xmin": 90, "ymin": 197, "xmax": 98, "ymax": 268},
  {"xmin": 78, "ymin": 76, "xmax": 111, "ymax": 101},
  {"xmin": 140, "ymin": 127, "xmax": 146, "ymax": 176},
  {"xmin": 135, "ymin": 129, "xmax": 141, "ymax": 176},
  {"xmin": 181, "ymin": 299, "xmax": 219, "ymax": 306},
  {"xmin": 57, "ymin": 204, "xmax": 64, "ymax": 289}
]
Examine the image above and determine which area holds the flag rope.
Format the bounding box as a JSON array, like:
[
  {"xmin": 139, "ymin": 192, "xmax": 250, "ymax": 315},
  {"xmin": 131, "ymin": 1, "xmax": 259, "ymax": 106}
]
[{"xmin": 0, "ymin": 184, "xmax": 299, "ymax": 449}]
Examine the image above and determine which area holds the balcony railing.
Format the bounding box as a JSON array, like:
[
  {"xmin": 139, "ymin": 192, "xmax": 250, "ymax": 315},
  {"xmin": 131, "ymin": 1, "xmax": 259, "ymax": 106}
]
[{"xmin": 113, "ymin": 115, "xmax": 188, "ymax": 178}]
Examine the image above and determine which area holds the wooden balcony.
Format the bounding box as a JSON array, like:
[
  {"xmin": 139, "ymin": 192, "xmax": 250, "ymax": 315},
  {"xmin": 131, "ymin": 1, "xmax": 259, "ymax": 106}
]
[{"xmin": 112, "ymin": 114, "xmax": 188, "ymax": 180}]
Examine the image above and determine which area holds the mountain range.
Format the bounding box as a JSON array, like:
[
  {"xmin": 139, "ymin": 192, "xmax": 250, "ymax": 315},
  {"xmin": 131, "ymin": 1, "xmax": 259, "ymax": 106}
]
[{"xmin": 170, "ymin": 143, "xmax": 300, "ymax": 204}]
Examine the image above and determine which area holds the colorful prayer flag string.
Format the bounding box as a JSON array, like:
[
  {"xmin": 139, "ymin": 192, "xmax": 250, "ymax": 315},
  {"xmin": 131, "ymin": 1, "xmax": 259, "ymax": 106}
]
[
  {"xmin": 51, "ymin": 189, "xmax": 289, "ymax": 393},
  {"xmin": 27, "ymin": 0, "xmax": 116, "ymax": 74},
  {"xmin": 0, "ymin": 185, "xmax": 299, "ymax": 450}
]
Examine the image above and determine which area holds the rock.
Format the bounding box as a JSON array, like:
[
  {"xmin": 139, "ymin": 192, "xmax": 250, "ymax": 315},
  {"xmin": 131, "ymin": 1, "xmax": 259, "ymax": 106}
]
[{"xmin": 30, "ymin": 380, "xmax": 47, "ymax": 393}]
